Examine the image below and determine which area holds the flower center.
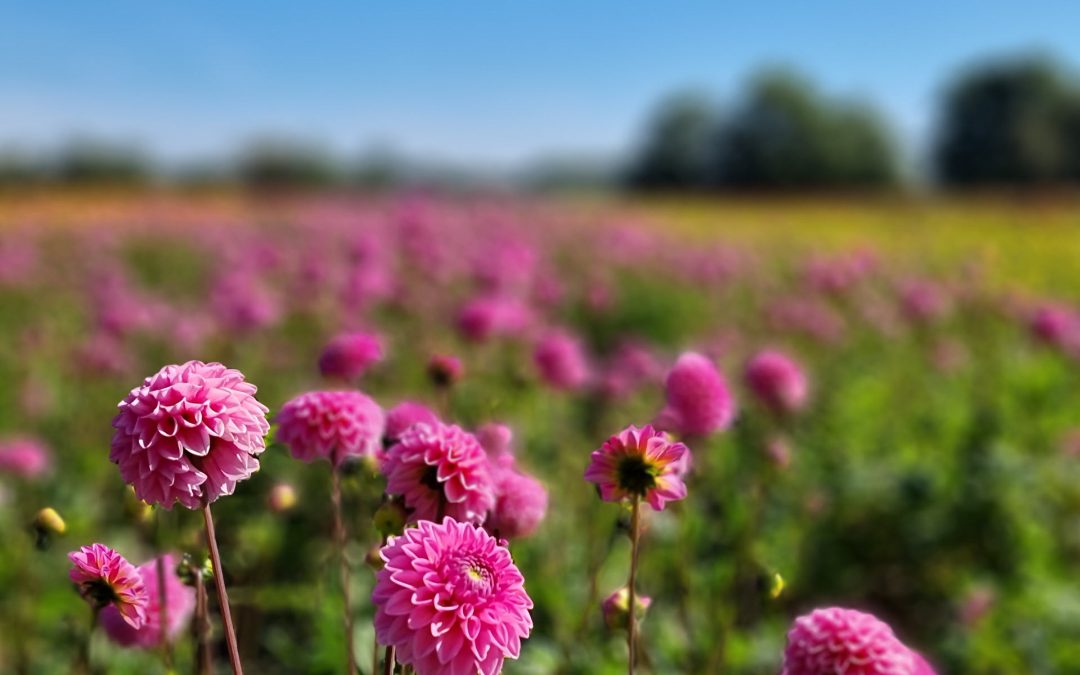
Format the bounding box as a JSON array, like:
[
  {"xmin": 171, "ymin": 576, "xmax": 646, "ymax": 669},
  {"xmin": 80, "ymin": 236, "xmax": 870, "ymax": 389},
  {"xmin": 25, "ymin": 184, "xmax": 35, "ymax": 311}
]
[
  {"xmin": 448, "ymin": 554, "xmax": 496, "ymax": 602},
  {"xmin": 616, "ymin": 455, "xmax": 657, "ymax": 495},
  {"xmin": 79, "ymin": 579, "xmax": 120, "ymax": 609},
  {"xmin": 421, "ymin": 465, "xmax": 443, "ymax": 493}
]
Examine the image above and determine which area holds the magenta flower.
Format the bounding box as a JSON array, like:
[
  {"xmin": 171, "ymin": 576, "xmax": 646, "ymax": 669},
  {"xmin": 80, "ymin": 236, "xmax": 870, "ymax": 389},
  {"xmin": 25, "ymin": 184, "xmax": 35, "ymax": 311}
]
[
  {"xmin": 100, "ymin": 554, "xmax": 196, "ymax": 649},
  {"xmin": 0, "ymin": 436, "xmax": 52, "ymax": 478},
  {"xmin": 584, "ymin": 424, "xmax": 689, "ymax": 511},
  {"xmin": 455, "ymin": 295, "xmax": 532, "ymax": 342},
  {"xmin": 275, "ymin": 390, "xmax": 385, "ymax": 468},
  {"xmin": 1029, "ymin": 303, "xmax": 1080, "ymax": 350},
  {"xmin": 110, "ymin": 361, "xmax": 271, "ymax": 509},
  {"xmin": 782, "ymin": 607, "xmax": 935, "ymax": 675},
  {"xmin": 68, "ymin": 544, "xmax": 149, "ymax": 628},
  {"xmin": 384, "ymin": 401, "xmax": 440, "ymax": 445},
  {"xmin": 745, "ymin": 349, "xmax": 809, "ymax": 415},
  {"xmin": 427, "ymin": 354, "xmax": 465, "ymax": 388},
  {"xmin": 475, "ymin": 422, "xmax": 514, "ymax": 461},
  {"xmin": 372, "ymin": 518, "xmax": 533, "ymax": 675},
  {"xmin": 318, "ymin": 331, "xmax": 384, "ymax": 380},
  {"xmin": 383, "ymin": 422, "xmax": 496, "ymax": 525},
  {"xmin": 486, "ymin": 457, "xmax": 548, "ymax": 540},
  {"xmin": 656, "ymin": 352, "xmax": 736, "ymax": 437},
  {"xmin": 533, "ymin": 329, "xmax": 590, "ymax": 391}
]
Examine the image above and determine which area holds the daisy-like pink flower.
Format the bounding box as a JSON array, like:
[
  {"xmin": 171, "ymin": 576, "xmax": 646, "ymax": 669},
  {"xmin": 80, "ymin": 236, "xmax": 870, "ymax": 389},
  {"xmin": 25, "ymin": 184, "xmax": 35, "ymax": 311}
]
[
  {"xmin": 745, "ymin": 349, "xmax": 809, "ymax": 416},
  {"xmin": 656, "ymin": 352, "xmax": 736, "ymax": 437},
  {"xmin": 318, "ymin": 331, "xmax": 384, "ymax": 381},
  {"xmin": 100, "ymin": 554, "xmax": 196, "ymax": 649},
  {"xmin": 110, "ymin": 361, "xmax": 270, "ymax": 509},
  {"xmin": 68, "ymin": 544, "xmax": 149, "ymax": 628},
  {"xmin": 584, "ymin": 424, "xmax": 689, "ymax": 511},
  {"xmin": 782, "ymin": 607, "xmax": 935, "ymax": 675},
  {"xmin": 372, "ymin": 518, "xmax": 533, "ymax": 675},
  {"xmin": 383, "ymin": 422, "xmax": 495, "ymax": 525},
  {"xmin": 275, "ymin": 390, "xmax": 385, "ymax": 468}
]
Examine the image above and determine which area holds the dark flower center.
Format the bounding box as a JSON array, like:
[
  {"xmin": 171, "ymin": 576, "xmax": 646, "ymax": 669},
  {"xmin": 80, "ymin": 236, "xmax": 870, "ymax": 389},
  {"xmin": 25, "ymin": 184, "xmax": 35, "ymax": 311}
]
[
  {"xmin": 79, "ymin": 579, "xmax": 120, "ymax": 609},
  {"xmin": 616, "ymin": 455, "xmax": 657, "ymax": 495},
  {"xmin": 421, "ymin": 465, "xmax": 443, "ymax": 493}
]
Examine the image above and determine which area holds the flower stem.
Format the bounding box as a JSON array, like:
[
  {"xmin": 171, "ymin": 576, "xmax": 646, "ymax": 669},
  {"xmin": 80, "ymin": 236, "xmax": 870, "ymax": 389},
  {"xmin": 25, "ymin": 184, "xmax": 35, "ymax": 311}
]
[
  {"xmin": 627, "ymin": 495, "xmax": 642, "ymax": 675},
  {"xmin": 156, "ymin": 551, "xmax": 173, "ymax": 669},
  {"xmin": 192, "ymin": 567, "xmax": 212, "ymax": 675},
  {"xmin": 382, "ymin": 645, "xmax": 396, "ymax": 675},
  {"xmin": 202, "ymin": 503, "xmax": 244, "ymax": 675},
  {"xmin": 330, "ymin": 468, "xmax": 357, "ymax": 675}
]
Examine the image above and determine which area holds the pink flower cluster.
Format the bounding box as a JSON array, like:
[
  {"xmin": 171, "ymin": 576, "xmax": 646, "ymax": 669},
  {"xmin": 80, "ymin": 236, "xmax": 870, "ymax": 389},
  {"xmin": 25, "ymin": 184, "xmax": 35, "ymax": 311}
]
[{"xmin": 275, "ymin": 390, "xmax": 386, "ymax": 468}]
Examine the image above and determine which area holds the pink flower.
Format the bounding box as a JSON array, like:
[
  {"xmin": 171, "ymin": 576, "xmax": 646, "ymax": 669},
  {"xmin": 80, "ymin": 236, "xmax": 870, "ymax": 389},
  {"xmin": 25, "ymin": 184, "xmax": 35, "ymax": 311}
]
[
  {"xmin": 601, "ymin": 587, "xmax": 652, "ymax": 630},
  {"xmin": 372, "ymin": 518, "xmax": 533, "ymax": 675},
  {"xmin": 0, "ymin": 436, "xmax": 52, "ymax": 478},
  {"xmin": 782, "ymin": 607, "xmax": 934, "ymax": 675},
  {"xmin": 427, "ymin": 354, "xmax": 464, "ymax": 388},
  {"xmin": 275, "ymin": 390, "xmax": 385, "ymax": 468},
  {"xmin": 584, "ymin": 424, "xmax": 689, "ymax": 511},
  {"xmin": 745, "ymin": 349, "xmax": 809, "ymax": 415},
  {"xmin": 656, "ymin": 352, "xmax": 736, "ymax": 437},
  {"xmin": 111, "ymin": 361, "xmax": 270, "ymax": 509},
  {"xmin": 384, "ymin": 401, "xmax": 440, "ymax": 445},
  {"xmin": 475, "ymin": 422, "xmax": 514, "ymax": 461},
  {"xmin": 318, "ymin": 331, "xmax": 384, "ymax": 380},
  {"xmin": 486, "ymin": 459, "xmax": 548, "ymax": 540},
  {"xmin": 100, "ymin": 554, "xmax": 196, "ymax": 649},
  {"xmin": 455, "ymin": 295, "xmax": 532, "ymax": 342},
  {"xmin": 533, "ymin": 329, "xmax": 590, "ymax": 391},
  {"xmin": 68, "ymin": 544, "xmax": 149, "ymax": 629},
  {"xmin": 210, "ymin": 271, "xmax": 281, "ymax": 333},
  {"xmin": 899, "ymin": 280, "xmax": 951, "ymax": 324},
  {"xmin": 1029, "ymin": 303, "xmax": 1080, "ymax": 350},
  {"xmin": 383, "ymin": 422, "xmax": 496, "ymax": 525}
]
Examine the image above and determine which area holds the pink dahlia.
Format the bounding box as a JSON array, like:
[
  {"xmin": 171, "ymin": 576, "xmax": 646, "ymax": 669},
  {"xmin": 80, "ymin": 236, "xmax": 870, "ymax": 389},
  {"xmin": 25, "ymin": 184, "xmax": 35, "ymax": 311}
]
[
  {"xmin": 1029, "ymin": 303, "xmax": 1080, "ymax": 350},
  {"xmin": 372, "ymin": 518, "xmax": 533, "ymax": 675},
  {"xmin": 100, "ymin": 554, "xmax": 195, "ymax": 648},
  {"xmin": 111, "ymin": 361, "xmax": 270, "ymax": 509},
  {"xmin": 584, "ymin": 424, "xmax": 689, "ymax": 511},
  {"xmin": 68, "ymin": 544, "xmax": 148, "ymax": 628},
  {"xmin": 745, "ymin": 349, "xmax": 809, "ymax": 415},
  {"xmin": 782, "ymin": 607, "xmax": 934, "ymax": 675},
  {"xmin": 318, "ymin": 331, "xmax": 384, "ymax": 380},
  {"xmin": 475, "ymin": 422, "xmax": 514, "ymax": 461},
  {"xmin": 656, "ymin": 352, "xmax": 736, "ymax": 437},
  {"xmin": 427, "ymin": 354, "xmax": 465, "ymax": 388},
  {"xmin": 486, "ymin": 458, "xmax": 548, "ymax": 540},
  {"xmin": 275, "ymin": 390, "xmax": 385, "ymax": 468},
  {"xmin": 384, "ymin": 422, "xmax": 495, "ymax": 525},
  {"xmin": 455, "ymin": 294, "xmax": 532, "ymax": 342},
  {"xmin": 384, "ymin": 401, "xmax": 440, "ymax": 445},
  {"xmin": 533, "ymin": 329, "xmax": 590, "ymax": 391},
  {"xmin": 0, "ymin": 436, "xmax": 52, "ymax": 478}
]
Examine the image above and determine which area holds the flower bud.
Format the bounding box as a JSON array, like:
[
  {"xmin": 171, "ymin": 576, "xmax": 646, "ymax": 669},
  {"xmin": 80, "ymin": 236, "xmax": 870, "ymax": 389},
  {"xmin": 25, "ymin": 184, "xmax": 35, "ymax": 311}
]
[
  {"xmin": 267, "ymin": 483, "xmax": 298, "ymax": 513},
  {"xmin": 601, "ymin": 587, "xmax": 651, "ymax": 630}
]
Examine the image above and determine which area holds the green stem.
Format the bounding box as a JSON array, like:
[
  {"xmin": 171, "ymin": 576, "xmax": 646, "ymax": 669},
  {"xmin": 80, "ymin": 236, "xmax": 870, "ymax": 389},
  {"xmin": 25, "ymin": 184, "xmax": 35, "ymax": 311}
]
[
  {"xmin": 202, "ymin": 503, "xmax": 244, "ymax": 675},
  {"xmin": 331, "ymin": 468, "xmax": 357, "ymax": 675},
  {"xmin": 627, "ymin": 496, "xmax": 641, "ymax": 675}
]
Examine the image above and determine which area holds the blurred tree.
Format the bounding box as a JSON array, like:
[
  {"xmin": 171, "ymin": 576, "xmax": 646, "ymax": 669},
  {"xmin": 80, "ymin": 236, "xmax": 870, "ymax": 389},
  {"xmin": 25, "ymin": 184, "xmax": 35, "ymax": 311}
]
[
  {"xmin": 934, "ymin": 57, "xmax": 1078, "ymax": 186},
  {"xmin": 52, "ymin": 138, "xmax": 152, "ymax": 186},
  {"xmin": 236, "ymin": 138, "xmax": 342, "ymax": 190},
  {"xmin": 624, "ymin": 91, "xmax": 719, "ymax": 190}
]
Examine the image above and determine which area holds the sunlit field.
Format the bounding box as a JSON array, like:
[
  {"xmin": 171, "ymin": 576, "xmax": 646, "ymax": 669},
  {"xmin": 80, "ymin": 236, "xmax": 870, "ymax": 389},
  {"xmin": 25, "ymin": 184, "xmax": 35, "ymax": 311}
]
[{"xmin": 1, "ymin": 192, "xmax": 1078, "ymax": 674}]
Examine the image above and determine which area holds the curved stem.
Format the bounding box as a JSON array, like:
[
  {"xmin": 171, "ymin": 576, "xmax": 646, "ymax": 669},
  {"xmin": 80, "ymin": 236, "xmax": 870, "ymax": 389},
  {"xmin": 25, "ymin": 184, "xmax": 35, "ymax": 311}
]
[
  {"xmin": 155, "ymin": 554, "xmax": 173, "ymax": 669},
  {"xmin": 330, "ymin": 468, "xmax": 357, "ymax": 675},
  {"xmin": 202, "ymin": 503, "xmax": 244, "ymax": 675},
  {"xmin": 382, "ymin": 645, "xmax": 396, "ymax": 675},
  {"xmin": 627, "ymin": 496, "xmax": 641, "ymax": 675},
  {"xmin": 192, "ymin": 568, "xmax": 212, "ymax": 675}
]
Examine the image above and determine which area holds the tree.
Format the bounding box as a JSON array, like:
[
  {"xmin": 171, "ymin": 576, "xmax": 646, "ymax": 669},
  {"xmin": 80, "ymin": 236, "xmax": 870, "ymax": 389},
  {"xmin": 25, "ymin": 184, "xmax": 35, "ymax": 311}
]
[{"xmin": 625, "ymin": 91, "xmax": 718, "ymax": 190}]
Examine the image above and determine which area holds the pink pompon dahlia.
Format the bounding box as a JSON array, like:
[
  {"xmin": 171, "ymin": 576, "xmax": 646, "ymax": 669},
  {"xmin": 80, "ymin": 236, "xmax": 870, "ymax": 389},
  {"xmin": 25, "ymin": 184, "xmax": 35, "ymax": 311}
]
[
  {"xmin": 533, "ymin": 329, "xmax": 590, "ymax": 391},
  {"xmin": 384, "ymin": 422, "xmax": 495, "ymax": 525},
  {"xmin": 100, "ymin": 554, "xmax": 196, "ymax": 649},
  {"xmin": 656, "ymin": 352, "xmax": 736, "ymax": 437},
  {"xmin": 584, "ymin": 424, "xmax": 689, "ymax": 511},
  {"xmin": 372, "ymin": 518, "xmax": 533, "ymax": 675},
  {"xmin": 745, "ymin": 349, "xmax": 809, "ymax": 415},
  {"xmin": 275, "ymin": 390, "xmax": 386, "ymax": 468},
  {"xmin": 0, "ymin": 436, "xmax": 52, "ymax": 478},
  {"xmin": 782, "ymin": 607, "xmax": 935, "ymax": 675},
  {"xmin": 111, "ymin": 361, "xmax": 270, "ymax": 510},
  {"xmin": 486, "ymin": 457, "xmax": 548, "ymax": 540},
  {"xmin": 318, "ymin": 331, "xmax": 384, "ymax": 380},
  {"xmin": 68, "ymin": 544, "xmax": 149, "ymax": 628},
  {"xmin": 384, "ymin": 401, "xmax": 440, "ymax": 445}
]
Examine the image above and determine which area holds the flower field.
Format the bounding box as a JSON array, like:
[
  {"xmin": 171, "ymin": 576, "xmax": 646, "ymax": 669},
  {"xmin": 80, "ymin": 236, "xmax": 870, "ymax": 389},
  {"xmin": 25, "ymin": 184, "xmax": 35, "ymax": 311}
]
[{"xmin": 0, "ymin": 193, "xmax": 1078, "ymax": 674}]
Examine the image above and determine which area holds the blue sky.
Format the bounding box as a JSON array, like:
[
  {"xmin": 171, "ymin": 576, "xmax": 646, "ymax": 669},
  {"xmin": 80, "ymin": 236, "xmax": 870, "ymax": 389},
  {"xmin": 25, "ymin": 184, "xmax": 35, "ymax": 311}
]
[{"xmin": 2, "ymin": 2, "xmax": 1079, "ymax": 167}]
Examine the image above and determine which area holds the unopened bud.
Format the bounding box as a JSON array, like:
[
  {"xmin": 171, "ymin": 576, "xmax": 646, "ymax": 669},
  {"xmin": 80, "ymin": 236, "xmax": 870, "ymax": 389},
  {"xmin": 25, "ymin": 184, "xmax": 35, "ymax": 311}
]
[{"xmin": 601, "ymin": 587, "xmax": 651, "ymax": 630}]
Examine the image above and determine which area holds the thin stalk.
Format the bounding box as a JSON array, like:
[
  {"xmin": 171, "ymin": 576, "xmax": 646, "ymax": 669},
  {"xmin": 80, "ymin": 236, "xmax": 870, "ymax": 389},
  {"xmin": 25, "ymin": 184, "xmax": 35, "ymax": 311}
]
[
  {"xmin": 74, "ymin": 605, "xmax": 99, "ymax": 674},
  {"xmin": 156, "ymin": 552, "xmax": 173, "ymax": 669},
  {"xmin": 330, "ymin": 468, "xmax": 357, "ymax": 675},
  {"xmin": 626, "ymin": 495, "xmax": 641, "ymax": 675},
  {"xmin": 202, "ymin": 503, "xmax": 244, "ymax": 675},
  {"xmin": 382, "ymin": 645, "xmax": 396, "ymax": 675},
  {"xmin": 192, "ymin": 568, "xmax": 212, "ymax": 675}
]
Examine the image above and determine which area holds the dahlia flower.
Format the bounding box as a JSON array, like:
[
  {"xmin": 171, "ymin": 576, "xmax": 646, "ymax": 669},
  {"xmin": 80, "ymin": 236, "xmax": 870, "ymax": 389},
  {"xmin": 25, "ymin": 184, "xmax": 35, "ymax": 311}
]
[
  {"xmin": 745, "ymin": 349, "xmax": 809, "ymax": 415},
  {"xmin": 475, "ymin": 422, "xmax": 514, "ymax": 461},
  {"xmin": 110, "ymin": 361, "xmax": 270, "ymax": 509},
  {"xmin": 782, "ymin": 607, "xmax": 936, "ymax": 675},
  {"xmin": 68, "ymin": 544, "xmax": 148, "ymax": 628},
  {"xmin": 656, "ymin": 352, "xmax": 735, "ymax": 437},
  {"xmin": 455, "ymin": 295, "xmax": 532, "ymax": 342},
  {"xmin": 533, "ymin": 329, "xmax": 590, "ymax": 391},
  {"xmin": 372, "ymin": 518, "xmax": 533, "ymax": 675},
  {"xmin": 486, "ymin": 457, "xmax": 548, "ymax": 540},
  {"xmin": 101, "ymin": 554, "xmax": 195, "ymax": 648},
  {"xmin": 427, "ymin": 354, "xmax": 464, "ymax": 388},
  {"xmin": 384, "ymin": 401, "xmax": 440, "ymax": 445},
  {"xmin": 318, "ymin": 331, "xmax": 384, "ymax": 380},
  {"xmin": 0, "ymin": 436, "xmax": 52, "ymax": 478},
  {"xmin": 584, "ymin": 424, "xmax": 689, "ymax": 511},
  {"xmin": 275, "ymin": 390, "xmax": 385, "ymax": 468},
  {"xmin": 383, "ymin": 422, "xmax": 495, "ymax": 525}
]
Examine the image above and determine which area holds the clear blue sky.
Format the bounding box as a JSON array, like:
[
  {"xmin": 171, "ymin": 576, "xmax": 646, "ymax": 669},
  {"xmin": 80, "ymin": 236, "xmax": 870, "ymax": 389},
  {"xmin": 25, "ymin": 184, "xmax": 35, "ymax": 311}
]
[{"xmin": 2, "ymin": 1, "xmax": 1079, "ymax": 167}]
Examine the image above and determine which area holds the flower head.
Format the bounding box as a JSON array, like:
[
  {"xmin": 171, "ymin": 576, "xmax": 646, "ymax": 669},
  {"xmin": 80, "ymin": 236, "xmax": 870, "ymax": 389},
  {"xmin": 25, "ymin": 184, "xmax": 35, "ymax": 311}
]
[
  {"xmin": 782, "ymin": 607, "xmax": 933, "ymax": 675},
  {"xmin": 427, "ymin": 354, "xmax": 464, "ymax": 388},
  {"xmin": 745, "ymin": 349, "xmax": 809, "ymax": 415},
  {"xmin": 486, "ymin": 459, "xmax": 548, "ymax": 540},
  {"xmin": 372, "ymin": 518, "xmax": 533, "ymax": 675},
  {"xmin": 383, "ymin": 422, "xmax": 495, "ymax": 525},
  {"xmin": 318, "ymin": 331, "xmax": 384, "ymax": 380},
  {"xmin": 384, "ymin": 401, "xmax": 440, "ymax": 445},
  {"xmin": 0, "ymin": 436, "xmax": 52, "ymax": 478},
  {"xmin": 68, "ymin": 544, "xmax": 148, "ymax": 628},
  {"xmin": 584, "ymin": 424, "xmax": 689, "ymax": 510},
  {"xmin": 100, "ymin": 554, "xmax": 196, "ymax": 649},
  {"xmin": 110, "ymin": 361, "xmax": 270, "ymax": 509},
  {"xmin": 656, "ymin": 352, "xmax": 735, "ymax": 437},
  {"xmin": 533, "ymin": 329, "xmax": 590, "ymax": 391},
  {"xmin": 275, "ymin": 390, "xmax": 385, "ymax": 468}
]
